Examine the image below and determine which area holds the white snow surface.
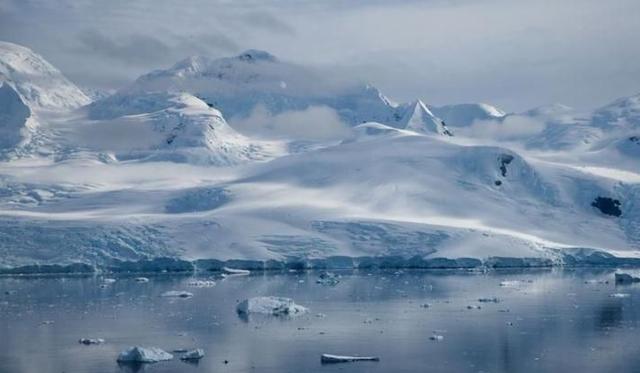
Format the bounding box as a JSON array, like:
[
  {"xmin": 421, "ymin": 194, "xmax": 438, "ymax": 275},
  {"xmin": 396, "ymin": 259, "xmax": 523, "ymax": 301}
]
[{"xmin": 0, "ymin": 43, "xmax": 639, "ymax": 270}]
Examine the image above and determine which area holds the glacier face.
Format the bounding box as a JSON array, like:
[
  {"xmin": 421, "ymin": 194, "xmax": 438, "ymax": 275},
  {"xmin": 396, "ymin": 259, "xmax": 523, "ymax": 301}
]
[{"xmin": 0, "ymin": 43, "xmax": 639, "ymax": 271}]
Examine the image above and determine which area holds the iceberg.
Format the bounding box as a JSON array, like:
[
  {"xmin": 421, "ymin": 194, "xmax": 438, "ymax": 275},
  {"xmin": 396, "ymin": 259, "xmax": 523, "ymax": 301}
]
[
  {"xmin": 78, "ymin": 338, "xmax": 105, "ymax": 345},
  {"xmin": 321, "ymin": 354, "xmax": 380, "ymax": 364},
  {"xmin": 180, "ymin": 349, "xmax": 205, "ymax": 361},
  {"xmin": 117, "ymin": 347, "xmax": 173, "ymax": 363},
  {"xmin": 236, "ymin": 296, "xmax": 308, "ymax": 316},
  {"xmin": 161, "ymin": 290, "xmax": 194, "ymax": 298}
]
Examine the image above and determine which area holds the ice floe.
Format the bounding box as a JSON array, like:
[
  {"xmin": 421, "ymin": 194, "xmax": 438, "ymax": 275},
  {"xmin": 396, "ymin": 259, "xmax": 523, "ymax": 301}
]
[
  {"xmin": 78, "ymin": 338, "xmax": 104, "ymax": 345},
  {"xmin": 236, "ymin": 296, "xmax": 308, "ymax": 316},
  {"xmin": 615, "ymin": 273, "xmax": 640, "ymax": 284},
  {"xmin": 187, "ymin": 280, "xmax": 216, "ymax": 287},
  {"xmin": 161, "ymin": 290, "xmax": 194, "ymax": 298},
  {"xmin": 316, "ymin": 272, "xmax": 340, "ymax": 286},
  {"xmin": 222, "ymin": 267, "xmax": 250, "ymax": 276},
  {"xmin": 180, "ymin": 349, "xmax": 205, "ymax": 361},
  {"xmin": 117, "ymin": 347, "xmax": 173, "ymax": 363},
  {"xmin": 321, "ymin": 354, "xmax": 380, "ymax": 364}
]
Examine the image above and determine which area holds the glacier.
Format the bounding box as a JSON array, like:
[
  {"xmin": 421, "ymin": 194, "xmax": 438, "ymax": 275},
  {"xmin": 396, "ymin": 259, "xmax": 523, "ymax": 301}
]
[{"xmin": 0, "ymin": 41, "xmax": 639, "ymax": 273}]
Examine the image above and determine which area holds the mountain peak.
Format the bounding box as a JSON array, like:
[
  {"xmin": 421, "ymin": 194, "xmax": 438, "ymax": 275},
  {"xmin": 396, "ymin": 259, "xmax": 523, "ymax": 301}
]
[
  {"xmin": 170, "ymin": 55, "xmax": 211, "ymax": 73},
  {"xmin": 592, "ymin": 93, "xmax": 640, "ymax": 128},
  {"xmin": 0, "ymin": 41, "xmax": 90, "ymax": 110},
  {"xmin": 235, "ymin": 49, "xmax": 277, "ymax": 63},
  {"xmin": 400, "ymin": 100, "xmax": 453, "ymax": 136}
]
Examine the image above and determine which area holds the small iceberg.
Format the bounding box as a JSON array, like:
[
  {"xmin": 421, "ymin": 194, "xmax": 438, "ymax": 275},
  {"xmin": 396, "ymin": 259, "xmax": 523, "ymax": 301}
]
[
  {"xmin": 161, "ymin": 290, "xmax": 194, "ymax": 298},
  {"xmin": 316, "ymin": 272, "xmax": 340, "ymax": 286},
  {"xmin": 187, "ymin": 280, "xmax": 216, "ymax": 287},
  {"xmin": 236, "ymin": 296, "xmax": 308, "ymax": 316},
  {"xmin": 610, "ymin": 293, "xmax": 631, "ymax": 298},
  {"xmin": 321, "ymin": 354, "xmax": 380, "ymax": 364},
  {"xmin": 478, "ymin": 297, "xmax": 500, "ymax": 303},
  {"xmin": 222, "ymin": 267, "xmax": 250, "ymax": 276},
  {"xmin": 615, "ymin": 273, "xmax": 640, "ymax": 284},
  {"xmin": 499, "ymin": 280, "xmax": 521, "ymax": 287},
  {"xmin": 103, "ymin": 278, "xmax": 116, "ymax": 284},
  {"xmin": 117, "ymin": 347, "xmax": 173, "ymax": 363},
  {"xmin": 78, "ymin": 338, "xmax": 105, "ymax": 345},
  {"xmin": 180, "ymin": 349, "xmax": 205, "ymax": 361},
  {"xmin": 429, "ymin": 334, "xmax": 444, "ymax": 341},
  {"xmin": 134, "ymin": 277, "xmax": 150, "ymax": 283}
]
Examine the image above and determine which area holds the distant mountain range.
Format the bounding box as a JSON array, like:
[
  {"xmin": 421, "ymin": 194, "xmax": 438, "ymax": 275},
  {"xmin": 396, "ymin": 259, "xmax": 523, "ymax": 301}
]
[{"xmin": 0, "ymin": 41, "xmax": 638, "ymax": 272}]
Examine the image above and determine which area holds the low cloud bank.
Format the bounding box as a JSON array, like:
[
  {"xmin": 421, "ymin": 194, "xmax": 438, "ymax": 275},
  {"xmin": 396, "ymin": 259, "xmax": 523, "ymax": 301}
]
[{"xmin": 229, "ymin": 105, "xmax": 351, "ymax": 141}]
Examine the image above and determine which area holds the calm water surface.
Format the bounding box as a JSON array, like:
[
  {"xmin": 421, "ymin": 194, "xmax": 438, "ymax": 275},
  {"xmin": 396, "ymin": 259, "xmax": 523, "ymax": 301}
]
[{"xmin": 1, "ymin": 269, "xmax": 639, "ymax": 373}]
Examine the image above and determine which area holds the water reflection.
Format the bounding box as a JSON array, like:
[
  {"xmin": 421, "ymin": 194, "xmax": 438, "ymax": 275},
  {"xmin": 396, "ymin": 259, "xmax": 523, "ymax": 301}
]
[{"xmin": 0, "ymin": 269, "xmax": 639, "ymax": 373}]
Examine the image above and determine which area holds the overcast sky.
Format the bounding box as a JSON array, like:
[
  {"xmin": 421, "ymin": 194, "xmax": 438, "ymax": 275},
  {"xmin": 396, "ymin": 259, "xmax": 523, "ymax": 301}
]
[{"xmin": 1, "ymin": 0, "xmax": 639, "ymax": 112}]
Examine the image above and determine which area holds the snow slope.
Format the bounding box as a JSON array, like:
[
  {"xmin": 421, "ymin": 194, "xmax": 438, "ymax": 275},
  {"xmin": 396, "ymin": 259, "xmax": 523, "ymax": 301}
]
[
  {"xmin": 0, "ymin": 41, "xmax": 90, "ymax": 110},
  {"xmin": 75, "ymin": 91, "xmax": 280, "ymax": 165},
  {"xmin": 0, "ymin": 42, "xmax": 639, "ymax": 272}
]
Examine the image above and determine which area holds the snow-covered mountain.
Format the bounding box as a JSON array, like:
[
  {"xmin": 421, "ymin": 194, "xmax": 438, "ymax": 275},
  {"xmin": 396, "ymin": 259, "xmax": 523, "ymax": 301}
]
[
  {"xmin": 399, "ymin": 100, "xmax": 452, "ymax": 135},
  {"xmin": 79, "ymin": 91, "xmax": 278, "ymax": 164},
  {"xmin": 0, "ymin": 42, "xmax": 639, "ymax": 272},
  {"xmin": 0, "ymin": 41, "xmax": 90, "ymax": 110},
  {"xmin": 125, "ymin": 49, "xmax": 404, "ymax": 126},
  {"xmin": 430, "ymin": 103, "xmax": 506, "ymax": 127},
  {"xmin": 592, "ymin": 93, "xmax": 640, "ymax": 129}
]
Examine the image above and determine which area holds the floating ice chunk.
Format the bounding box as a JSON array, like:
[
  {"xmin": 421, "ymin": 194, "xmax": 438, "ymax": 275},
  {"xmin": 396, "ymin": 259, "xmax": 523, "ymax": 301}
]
[
  {"xmin": 321, "ymin": 354, "xmax": 380, "ymax": 364},
  {"xmin": 79, "ymin": 338, "xmax": 105, "ymax": 345},
  {"xmin": 467, "ymin": 305, "xmax": 481, "ymax": 310},
  {"xmin": 236, "ymin": 296, "xmax": 308, "ymax": 316},
  {"xmin": 135, "ymin": 277, "xmax": 150, "ymax": 283},
  {"xmin": 222, "ymin": 267, "xmax": 250, "ymax": 276},
  {"xmin": 103, "ymin": 278, "xmax": 116, "ymax": 284},
  {"xmin": 187, "ymin": 280, "xmax": 216, "ymax": 287},
  {"xmin": 499, "ymin": 280, "xmax": 521, "ymax": 287},
  {"xmin": 117, "ymin": 347, "xmax": 173, "ymax": 363},
  {"xmin": 615, "ymin": 273, "xmax": 640, "ymax": 284},
  {"xmin": 161, "ymin": 290, "xmax": 194, "ymax": 298},
  {"xmin": 610, "ymin": 293, "xmax": 631, "ymax": 298},
  {"xmin": 478, "ymin": 297, "xmax": 500, "ymax": 303},
  {"xmin": 180, "ymin": 349, "xmax": 205, "ymax": 361},
  {"xmin": 316, "ymin": 272, "xmax": 340, "ymax": 286},
  {"xmin": 429, "ymin": 334, "xmax": 444, "ymax": 341}
]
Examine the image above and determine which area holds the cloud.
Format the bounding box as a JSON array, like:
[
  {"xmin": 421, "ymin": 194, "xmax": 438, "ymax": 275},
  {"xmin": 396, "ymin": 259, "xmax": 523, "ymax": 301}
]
[
  {"xmin": 1, "ymin": 0, "xmax": 640, "ymax": 111},
  {"xmin": 74, "ymin": 31, "xmax": 171, "ymax": 66},
  {"xmin": 240, "ymin": 11, "xmax": 295, "ymax": 35},
  {"xmin": 229, "ymin": 105, "xmax": 351, "ymax": 141},
  {"xmin": 461, "ymin": 115, "xmax": 547, "ymax": 141}
]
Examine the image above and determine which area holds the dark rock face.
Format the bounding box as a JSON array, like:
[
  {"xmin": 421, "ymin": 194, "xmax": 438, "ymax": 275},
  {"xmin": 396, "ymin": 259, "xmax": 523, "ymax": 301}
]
[
  {"xmin": 498, "ymin": 154, "xmax": 514, "ymax": 177},
  {"xmin": 591, "ymin": 196, "xmax": 622, "ymax": 217}
]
